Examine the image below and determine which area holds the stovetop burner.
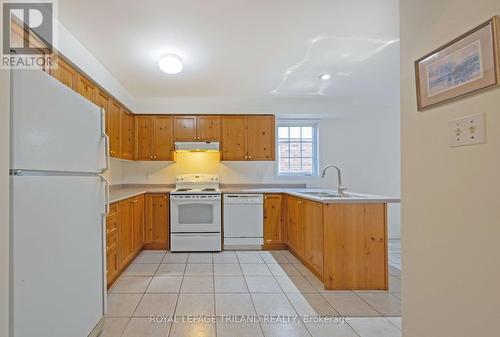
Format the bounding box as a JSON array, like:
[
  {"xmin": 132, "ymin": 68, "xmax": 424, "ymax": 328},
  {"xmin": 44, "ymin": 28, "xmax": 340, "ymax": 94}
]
[
  {"xmin": 176, "ymin": 188, "xmax": 192, "ymax": 192},
  {"xmin": 202, "ymin": 188, "xmax": 216, "ymax": 192}
]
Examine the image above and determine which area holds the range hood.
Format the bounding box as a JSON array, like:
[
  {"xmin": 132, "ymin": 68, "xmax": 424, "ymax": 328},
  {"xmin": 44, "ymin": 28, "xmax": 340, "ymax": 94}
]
[{"xmin": 174, "ymin": 141, "xmax": 220, "ymax": 152}]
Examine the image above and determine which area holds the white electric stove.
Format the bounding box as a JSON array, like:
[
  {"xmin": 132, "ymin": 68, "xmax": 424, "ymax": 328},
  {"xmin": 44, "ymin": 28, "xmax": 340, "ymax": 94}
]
[{"xmin": 170, "ymin": 174, "xmax": 222, "ymax": 252}]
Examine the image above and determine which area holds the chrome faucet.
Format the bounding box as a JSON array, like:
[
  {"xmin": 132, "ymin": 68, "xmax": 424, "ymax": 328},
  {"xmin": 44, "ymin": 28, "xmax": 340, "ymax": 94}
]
[{"xmin": 321, "ymin": 164, "xmax": 347, "ymax": 196}]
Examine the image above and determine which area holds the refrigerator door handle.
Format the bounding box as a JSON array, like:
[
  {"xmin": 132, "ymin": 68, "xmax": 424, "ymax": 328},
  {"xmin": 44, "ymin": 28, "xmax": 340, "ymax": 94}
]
[
  {"xmin": 99, "ymin": 174, "xmax": 110, "ymax": 216},
  {"xmin": 100, "ymin": 107, "xmax": 110, "ymax": 173}
]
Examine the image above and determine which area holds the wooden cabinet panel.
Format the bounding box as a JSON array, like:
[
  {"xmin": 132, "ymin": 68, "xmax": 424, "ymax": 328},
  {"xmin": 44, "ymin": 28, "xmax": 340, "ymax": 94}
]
[
  {"xmin": 95, "ymin": 90, "xmax": 110, "ymax": 139},
  {"xmin": 197, "ymin": 116, "xmax": 221, "ymax": 141},
  {"xmin": 221, "ymin": 116, "xmax": 247, "ymax": 160},
  {"xmin": 286, "ymin": 196, "xmax": 304, "ymax": 256},
  {"xmin": 50, "ymin": 56, "xmax": 77, "ymax": 90},
  {"xmin": 155, "ymin": 116, "xmax": 173, "ymax": 160},
  {"xmin": 76, "ymin": 74, "xmax": 96, "ymax": 103},
  {"xmin": 118, "ymin": 199, "xmax": 134, "ymax": 269},
  {"xmin": 136, "ymin": 116, "xmax": 154, "ymax": 160},
  {"xmin": 120, "ymin": 109, "xmax": 135, "ymax": 160},
  {"xmin": 106, "ymin": 247, "xmax": 118, "ymax": 287},
  {"xmin": 246, "ymin": 116, "xmax": 275, "ymax": 160},
  {"xmin": 132, "ymin": 195, "xmax": 145, "ymax": 253},
  {"xmin": 303, "ymin": 200, "xmax": 324, "ymax": 276},
  {"xmin": 264, "ymin": 194, "xmax": 285, "ymax": 249},
  {"xmin": 323, "ymin": 203, "xmax": 388, "ymax": 290},
  {"xmin": 173, "ymin": 116, "xmax": 197, "ymax": 141},
  {"xmin": 108, "ymin": 100, "xmax": 121, "ymax": 158},
  {"xmin": 145, "ymin": 194, "xmax": 169, "ymax": 250}
]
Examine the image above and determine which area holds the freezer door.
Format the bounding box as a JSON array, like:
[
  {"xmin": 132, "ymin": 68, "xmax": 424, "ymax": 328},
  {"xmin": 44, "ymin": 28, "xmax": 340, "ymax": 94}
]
[
  {"xmin": 11, "ymin": 70, "xmax": 107, "ymax": 173},
  {"xmin": 11, "ymin": 175, "xmax": 106, "ymax": 337}
]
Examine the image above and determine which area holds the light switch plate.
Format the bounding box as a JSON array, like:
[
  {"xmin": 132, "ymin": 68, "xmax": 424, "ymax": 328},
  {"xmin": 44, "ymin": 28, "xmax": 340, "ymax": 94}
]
[{"xmin": 448, "ymin": 113, "xmax": 486, "ymax": 147}]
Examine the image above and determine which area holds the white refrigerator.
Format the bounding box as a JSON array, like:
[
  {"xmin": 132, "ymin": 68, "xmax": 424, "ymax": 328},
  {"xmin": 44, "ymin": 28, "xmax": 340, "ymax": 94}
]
[{"xmin": 10, "ymin": 70, "xmax": 109, "ymax": 337}]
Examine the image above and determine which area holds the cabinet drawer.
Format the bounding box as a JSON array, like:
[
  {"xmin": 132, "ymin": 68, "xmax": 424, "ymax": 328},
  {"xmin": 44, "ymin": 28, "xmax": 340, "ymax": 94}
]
[
  {"xmin": 106, "ymin": 216, "xmax": 118, "ymax": 237},
  {"xmin": 107, "ymin": 232, "xmax": 118, "ymax": 252},
  {"xmin": 107, "ymin": 203, "xmax": 119, "ymax": 219}
]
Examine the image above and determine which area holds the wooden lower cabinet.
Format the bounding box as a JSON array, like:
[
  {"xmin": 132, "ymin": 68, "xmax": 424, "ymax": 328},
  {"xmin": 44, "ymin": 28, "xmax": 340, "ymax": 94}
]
[
  {"xmin": 132, "ymin": 195, "xmax": 145, "ymax": 254},
  {"xmin": 286, "ymin": 196, "xmax": 304, "ymax": 257},
  {"xmin": 283, "ymin": 196, "xmax": 387, "ymax": 289},
  {"xmin": 323, "ymin": 203, "xmax": 388, "ymax": 290},
  {"xmin": 145, "ymin": 193, "xmax": 169, "ymax": 250},
  {"xmin": 105, "ymin": 195, "xmax": 143, "ymax": 287},
  {"xmin": 302, "ymin": 200, "xmax": 324, "ymax": 276},
  {"xmin": 263, "ymin": 194, "xmax": 286, "ymax": 249}
]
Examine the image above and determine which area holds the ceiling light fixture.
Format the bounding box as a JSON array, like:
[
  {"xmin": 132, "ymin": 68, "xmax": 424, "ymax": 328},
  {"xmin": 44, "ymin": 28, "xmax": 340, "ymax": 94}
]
[
  {"xmin": 159, "ymin": 53, "xmax": 183, "ymax": 74},
  {"xmin": 318, "ymin": 73, "xmax": 331, "ymax": 80}
]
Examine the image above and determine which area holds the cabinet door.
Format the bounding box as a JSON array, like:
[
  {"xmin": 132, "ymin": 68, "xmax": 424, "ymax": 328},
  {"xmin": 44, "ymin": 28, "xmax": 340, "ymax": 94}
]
[
  {"xmin": 145, "ymin": 194, "xmax": 169, "ymax": 250},
  {"xmin": 50, "ymin": 56, "xmax": 77, "ymax": 90},
  {"xmin": 303, "ymin": 200, "xmax": 324, "ymax": 275},
  {"xmin": 118, "ymin": 199, "xmax": 134, "ymax": 268},
  {"xmin": 173, "ymin": 116, "xmax": 197, "ymax": 141},
  {"xmin": 76, "ymin": 74, "xmax": 96, "ymax": 103},
  {"xmin": 246, "ymin": 116, "xmax": 275, "ymax": 160},
  {"xmin": 221, "ymin": 116, "xmax": 247, "ymax": 160},
  {"xmin": 108, "ymin": 100, "xmax": 121, "ymax": 158},
  {"xmin": 95, "ymin": 90, "xmax": 110, "ymax": 136},
  {"xmin": 136, "ymin": 116, "xmax": 154, "ymax": 160},
  {"xmin": 120, "ymin": 109, "xmax": 135, "ymax": 160},
  {"xmin": 264, "ymin": 194, "xmax": 284, "ymax": 247},
  {"xmin": 197, "ymin": 116, "xmax": 221, "ymax": 141},
  {"xmin": 155, "ymin": 116, "xmax": 173, "ymax": 161},
  {"xmin": 132, "ymin": 195, "xmax": 145, "ymax": 253},
  {"xmin": 287, "ymin": 196, "xmax": 304, "ymax": 256}
]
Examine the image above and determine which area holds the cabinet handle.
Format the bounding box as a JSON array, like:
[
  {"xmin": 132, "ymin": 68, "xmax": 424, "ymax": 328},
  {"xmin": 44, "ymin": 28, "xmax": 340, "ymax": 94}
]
[
  {"xmin": 163, "ymin": 196, "xmax": 167, "ymax": 199},
  {"xmin": 150, "ymin": 155, "xmax": 153, "ymax": 159}
]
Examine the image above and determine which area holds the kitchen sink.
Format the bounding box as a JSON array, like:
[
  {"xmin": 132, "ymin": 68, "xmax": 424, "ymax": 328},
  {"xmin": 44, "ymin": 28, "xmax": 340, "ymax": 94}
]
[{"xmin": 299, "ymin": 191, "xmax": 362, "ymax": 199}]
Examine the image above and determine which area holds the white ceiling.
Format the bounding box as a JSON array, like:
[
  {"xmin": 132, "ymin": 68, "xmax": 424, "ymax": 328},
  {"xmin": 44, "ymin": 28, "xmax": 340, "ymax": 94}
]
[{"xmin": 59, "ymin": 0, "xmax": 399, "ymax": 105}]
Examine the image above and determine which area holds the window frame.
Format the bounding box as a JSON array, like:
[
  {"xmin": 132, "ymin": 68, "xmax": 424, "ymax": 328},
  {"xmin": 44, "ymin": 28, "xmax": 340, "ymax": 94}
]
[{"xmin": 275, "ymin": 119, "xmax": 320, "ymax": 177}]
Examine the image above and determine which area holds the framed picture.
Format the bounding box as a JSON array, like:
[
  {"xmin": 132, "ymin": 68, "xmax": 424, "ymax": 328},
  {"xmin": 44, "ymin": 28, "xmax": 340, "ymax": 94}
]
[{"xmin": 415, "ymin": 16, "xmax": 500, "ymax": 110}]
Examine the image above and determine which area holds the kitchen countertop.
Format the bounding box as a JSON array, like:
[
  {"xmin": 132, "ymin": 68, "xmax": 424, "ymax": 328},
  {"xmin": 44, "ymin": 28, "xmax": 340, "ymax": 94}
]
[{"xmin": 110, "ymin": 184, "xmax": 400, "ymax": 204}]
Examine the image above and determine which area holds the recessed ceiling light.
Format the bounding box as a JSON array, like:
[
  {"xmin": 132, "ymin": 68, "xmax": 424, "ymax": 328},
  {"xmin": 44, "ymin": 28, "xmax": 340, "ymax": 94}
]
[
  {"xmin": 342, "ymin": 52, "xmax": 351, "ymax": 57},
  {"xmin": 159, "ymin": 53, "xmax": 183, "ymax": 74},
  {"xmin": 318, "ymin": 74, "xmax": 331, "ymax": 80}
]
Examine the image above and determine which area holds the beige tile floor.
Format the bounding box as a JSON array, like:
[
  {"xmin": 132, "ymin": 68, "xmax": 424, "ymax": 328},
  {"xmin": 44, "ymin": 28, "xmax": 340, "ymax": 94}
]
[{"xmin": 103, "ymin": 250, "xmax": 402, "ymax": 337}]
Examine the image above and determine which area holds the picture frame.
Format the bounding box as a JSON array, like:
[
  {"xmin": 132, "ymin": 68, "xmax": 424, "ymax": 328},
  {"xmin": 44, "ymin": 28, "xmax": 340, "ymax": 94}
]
[{"xmin": 415, "ymin": 16, "xmax": 500, "ymax": 110}]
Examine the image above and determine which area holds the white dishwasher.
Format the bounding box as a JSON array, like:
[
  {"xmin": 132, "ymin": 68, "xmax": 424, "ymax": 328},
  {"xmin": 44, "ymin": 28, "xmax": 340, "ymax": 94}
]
[{"xmin": 223, "ymin": 194, "xmax": 264, "ymax": 249}]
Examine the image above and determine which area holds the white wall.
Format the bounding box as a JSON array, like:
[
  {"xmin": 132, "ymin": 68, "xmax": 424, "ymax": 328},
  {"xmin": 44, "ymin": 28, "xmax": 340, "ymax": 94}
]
[
  {"xmin": 55, "ymin": 23, "xmax": 136, "ymax": 110},
  {"xmin": 0, "ymin": 69, "xmax": 10, "ymax": 337},
  {"xmin": 401, "ymin": 1, "xmax": 500, "ymax": 337}
]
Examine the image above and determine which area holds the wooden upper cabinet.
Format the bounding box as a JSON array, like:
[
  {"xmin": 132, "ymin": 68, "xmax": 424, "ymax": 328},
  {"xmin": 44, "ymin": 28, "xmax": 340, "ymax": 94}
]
[
  {"xmin": 76, "ymin": 74, "xmax": 96, "ymax": 103},
  {"xmin": 221, "ymin": 115, "xmax": 275, "ymax": 161},
  {"xmin": 155, "ymin": 116, "xmax": 173, "ymax": 160},
  {"xmin": 145, "ymin": 193, "xmax": 169, "ymax": 250},
  {"xmin": 246, "ymin": 116, "xmax": 275, "ymax": 160},
  {"xmin": 173, "ymin": 116, "xmax": 197, "ymax": 141},
  {"xmin": 136, "ymin": 116, "xmax": 154, "ymax": 160},
  {"xmin": 108, "ymin": 100, "xmax": 121, "ymax": 158},
  {"xmin": 264, "ymin": 194, "xmax": 285, "ymax": 248},
  {"xmin": 95, "ymin": 90, "xmax": 110, "ymax": 135},
  {"xmin": 120, "ymin": 108, "xmax": 135, "ymax": 160},
  {"xmin": 49, "ymin": 56, "xmax": 78, "ymax": 90},
  {"xmin": 197, "ymin": 116, "xmax": 221, "ymax": 141},
  {"xmin": 135, "ymin": 115, "xmax": 173, "ymax": 161},
  {"xmin": 221, "ymin": 116, "xmax": 247, "ymax": 160},
  {"xmin": 302, "ymin": 200, "xmax": 324, "ymax": 275}
]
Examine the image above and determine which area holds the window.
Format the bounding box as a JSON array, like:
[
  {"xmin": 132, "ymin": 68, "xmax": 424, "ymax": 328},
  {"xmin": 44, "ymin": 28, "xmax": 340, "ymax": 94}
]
[{"xmin": 276, "ymin": 120, "xmax": 319, "ymax": 176}]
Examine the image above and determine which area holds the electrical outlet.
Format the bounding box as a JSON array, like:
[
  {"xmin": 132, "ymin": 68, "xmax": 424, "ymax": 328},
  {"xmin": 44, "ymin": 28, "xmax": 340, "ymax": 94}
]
[{"xmin": 448, "ymin": 113, "xmax": 486, "ymax": 147}]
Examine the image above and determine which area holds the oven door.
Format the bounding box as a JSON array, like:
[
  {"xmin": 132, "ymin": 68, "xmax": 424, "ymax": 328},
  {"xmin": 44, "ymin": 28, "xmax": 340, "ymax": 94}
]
[{"xmin": 170, "ymin": 194, "xmax": 221, "ymax": 233}]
